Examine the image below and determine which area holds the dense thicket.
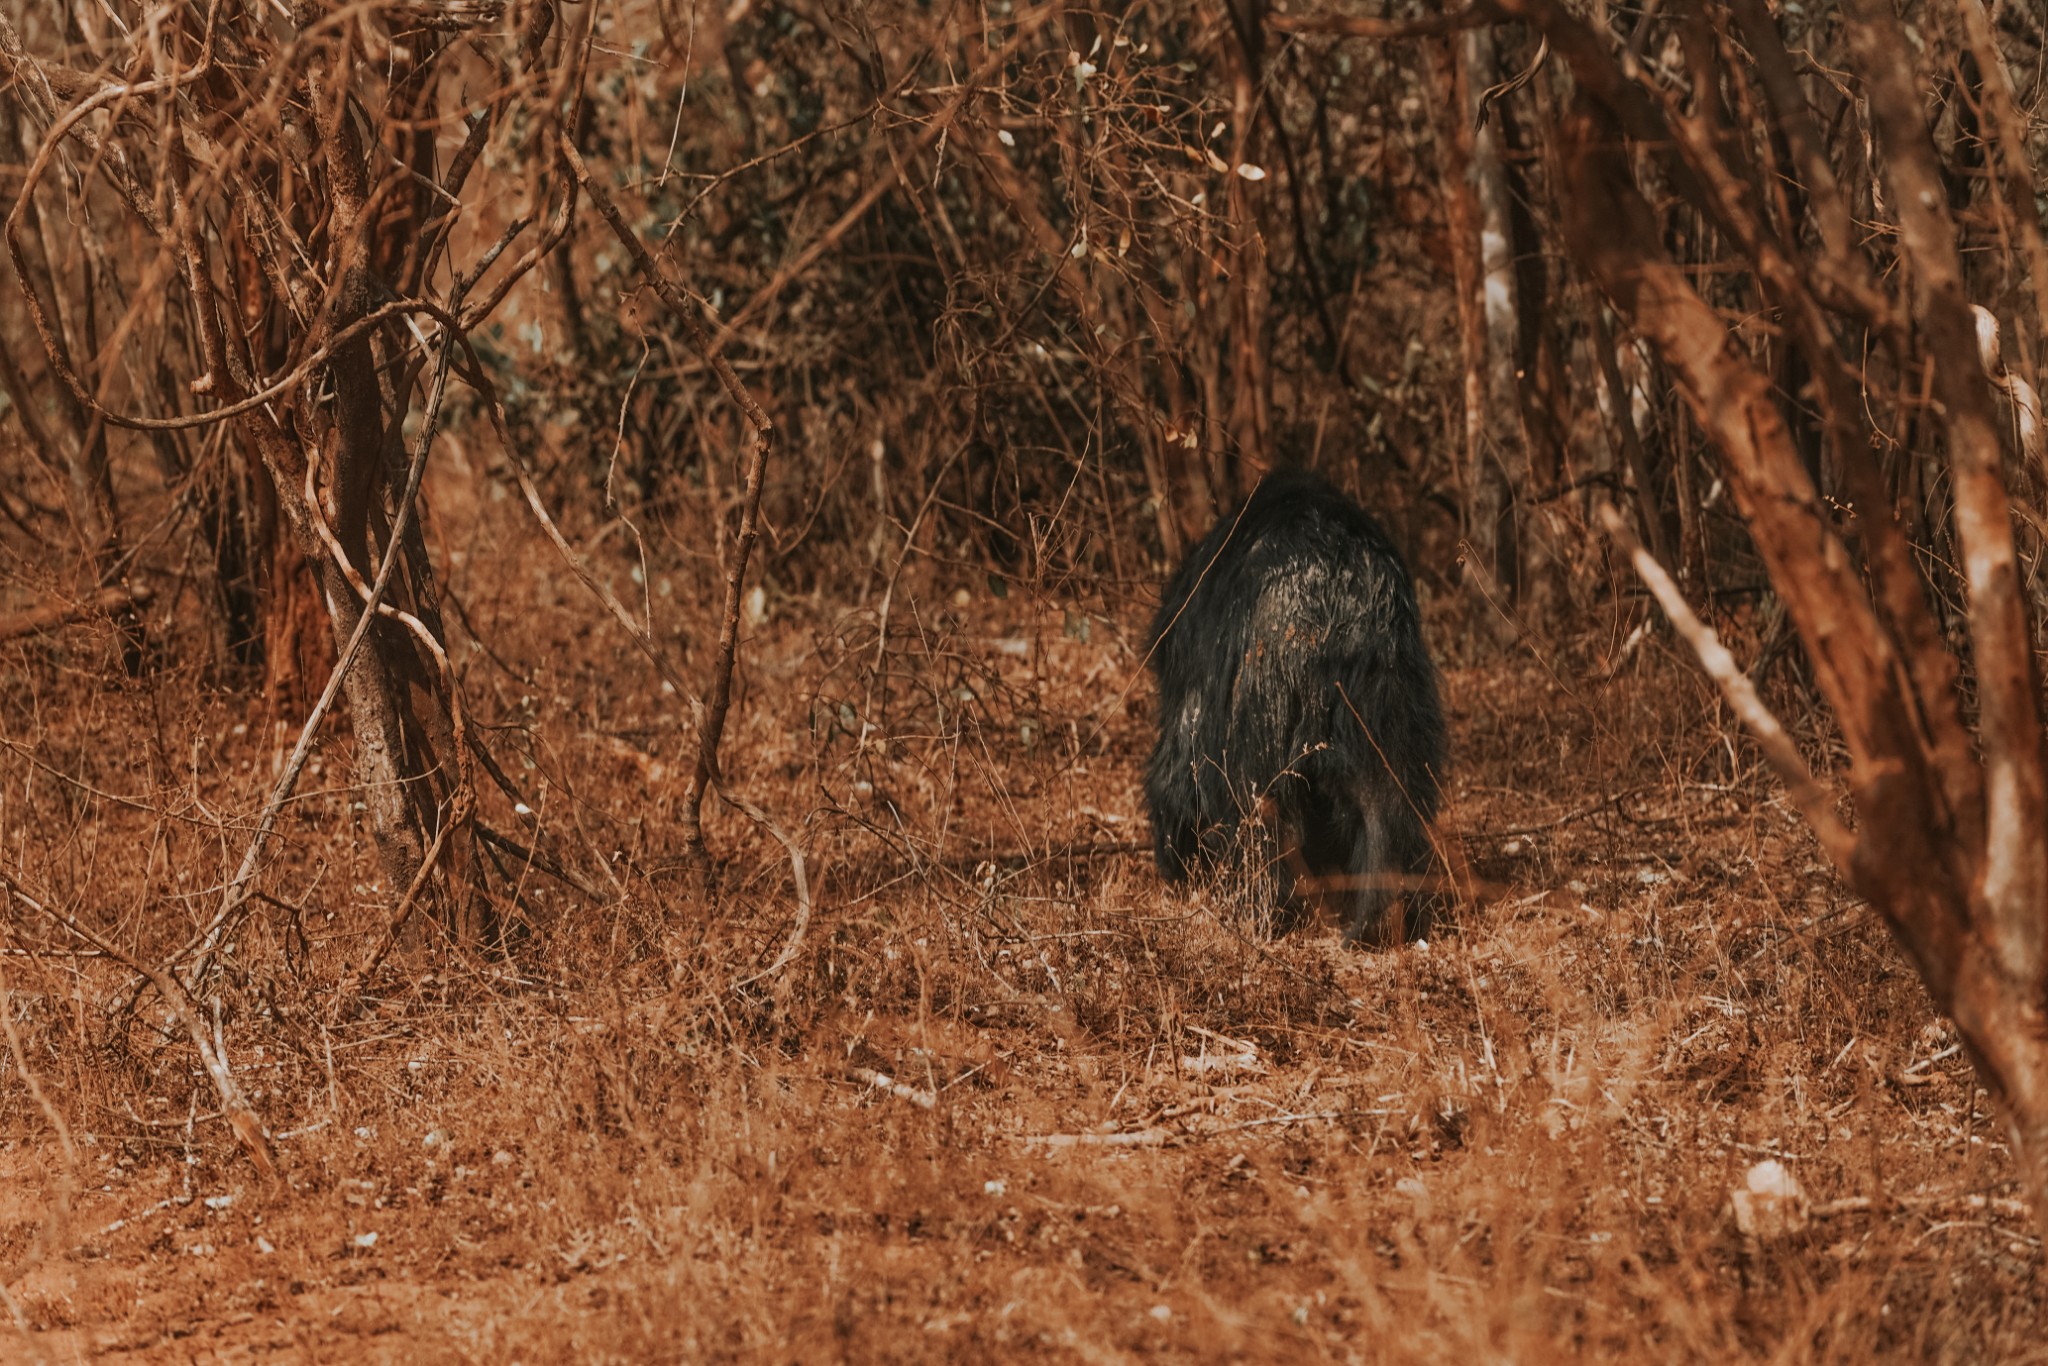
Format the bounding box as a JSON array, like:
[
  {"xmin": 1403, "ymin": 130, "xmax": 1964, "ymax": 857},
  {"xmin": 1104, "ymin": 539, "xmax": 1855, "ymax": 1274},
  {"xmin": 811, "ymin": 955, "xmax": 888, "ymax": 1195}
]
[{"xmin": 2, "ymin": 0, "xmax": 2047, "ymax": 1216}]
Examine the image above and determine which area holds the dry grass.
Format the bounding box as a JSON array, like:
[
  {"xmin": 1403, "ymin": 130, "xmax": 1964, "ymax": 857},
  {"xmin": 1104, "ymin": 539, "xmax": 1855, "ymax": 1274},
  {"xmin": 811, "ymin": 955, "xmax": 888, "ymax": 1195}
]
[
  {"xmin": 2, "ymin": 0, "xmax": 2042, "ymax": 1356},
  {"xmin": 0, "ymin": 463, "xmax": 2042, "ymax": 1364}
]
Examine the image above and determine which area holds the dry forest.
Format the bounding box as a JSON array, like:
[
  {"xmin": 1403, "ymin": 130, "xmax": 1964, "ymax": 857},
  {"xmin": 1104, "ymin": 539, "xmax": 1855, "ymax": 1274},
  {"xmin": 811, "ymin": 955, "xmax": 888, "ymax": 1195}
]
[{"xmin": 2, "ymin": 0, "xmax": 2048, "ymax": 1360}]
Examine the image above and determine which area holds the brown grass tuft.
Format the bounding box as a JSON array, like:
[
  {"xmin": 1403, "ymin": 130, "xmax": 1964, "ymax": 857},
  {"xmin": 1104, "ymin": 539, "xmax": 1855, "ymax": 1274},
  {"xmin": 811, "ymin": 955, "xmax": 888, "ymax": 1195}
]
[{"xmin": 0, "ymin": 477, "xmax": 2038, "ymax": 1360}]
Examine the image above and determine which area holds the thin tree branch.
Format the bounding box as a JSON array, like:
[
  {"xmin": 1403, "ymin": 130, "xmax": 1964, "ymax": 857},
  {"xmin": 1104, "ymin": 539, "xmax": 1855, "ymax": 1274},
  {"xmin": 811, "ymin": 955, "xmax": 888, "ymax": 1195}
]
[{"xmin": 1599, "ymin": 504, "xmax": 1854, "ymax": 865}]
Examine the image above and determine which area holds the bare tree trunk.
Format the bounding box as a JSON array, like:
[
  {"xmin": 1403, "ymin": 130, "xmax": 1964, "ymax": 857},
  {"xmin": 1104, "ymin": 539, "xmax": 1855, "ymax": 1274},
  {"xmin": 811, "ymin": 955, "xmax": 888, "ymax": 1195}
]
[
  {"xmin": 1432, "ymin": 38, "xmax": 1491, "ymax": 574},
  {"xmin": 1462, "ymin": 27, "xmax": 1523, "ymax": 628},
  {"xmin": 1223, "ymin": 0, "xmax": 1272, "ymax": 492},
  {"xmin": 1500, "ymin": 69, "xmax": 1571, "ymax": 621},
  {"xmin": 261, "ymin": 523, "xmax": 337, "ymax": 717},
  {"xmin": 1501, "ymin": 0, "xmax": 2048, "ymax": 1230},
  {"xmin": 291, "ymin": 52, "xmax": 464, "ymax": 923}
]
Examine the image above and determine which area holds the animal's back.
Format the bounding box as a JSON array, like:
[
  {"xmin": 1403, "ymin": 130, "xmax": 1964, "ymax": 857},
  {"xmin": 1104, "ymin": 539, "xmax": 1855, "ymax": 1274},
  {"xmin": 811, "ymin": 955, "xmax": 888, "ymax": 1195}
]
[{"xmin": 1145, "ymin": 470, "xmax": 1445, "ymax": 939}]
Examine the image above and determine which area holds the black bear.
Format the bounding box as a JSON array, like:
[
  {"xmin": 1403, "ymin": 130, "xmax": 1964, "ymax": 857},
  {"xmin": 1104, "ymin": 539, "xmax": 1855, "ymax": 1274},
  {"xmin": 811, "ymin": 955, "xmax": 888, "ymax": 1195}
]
[{"xmin": 1144, "ymin": 469, "xmax": 1447, "ymax": 944}]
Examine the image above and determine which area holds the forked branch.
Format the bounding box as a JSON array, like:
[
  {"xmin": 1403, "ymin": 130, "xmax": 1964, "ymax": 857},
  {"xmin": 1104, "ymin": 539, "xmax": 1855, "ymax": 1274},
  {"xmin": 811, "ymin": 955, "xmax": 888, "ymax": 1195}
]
[{"xmin": 1598, "ymin": 505, "xmax": 1853, "ymax": 867}]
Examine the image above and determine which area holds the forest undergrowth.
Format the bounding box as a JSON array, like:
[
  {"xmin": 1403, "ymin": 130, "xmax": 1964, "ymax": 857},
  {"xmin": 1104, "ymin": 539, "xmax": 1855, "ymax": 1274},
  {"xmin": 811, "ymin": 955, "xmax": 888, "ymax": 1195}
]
[{"xmin": 0, "ymin": 461, "xmax": 2038, "ymax": 1364}]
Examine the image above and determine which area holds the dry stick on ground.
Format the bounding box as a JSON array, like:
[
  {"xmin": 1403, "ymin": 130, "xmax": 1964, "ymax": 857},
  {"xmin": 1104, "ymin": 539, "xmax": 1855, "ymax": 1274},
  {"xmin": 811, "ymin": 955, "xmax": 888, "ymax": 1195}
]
[
  {"xmin": 1021, "ymin": 1129, "xmax": 1177, "ymax": 1150},
  {"xmin": 561, "ymin": 138, "xmax": 778, "ymax": 886},
  {"xmin": 847, "ymin": 1067, "xmax": 937, "ymax": 1110},
  {"xmin": 0, "ymin": 584, "xmax": 152, "ymax": 643},
  {"xmin": 1020, "ymin": 1112, "xmax": 1345, "ymax": 1150},
  {"xmin": 725, "ymin": 787, "xmax": 814, "ymax": 991},
  {"xmin": 0, "ymin": 954, "xmax": 76, "ymax": 1329},
  {"xmin": 0, "ymin": 869, "xmax": 276, "ymax": 1177},
  {"xmin": 1598, "ymin": 505, "xmax": 1853, "ymax": 865}
]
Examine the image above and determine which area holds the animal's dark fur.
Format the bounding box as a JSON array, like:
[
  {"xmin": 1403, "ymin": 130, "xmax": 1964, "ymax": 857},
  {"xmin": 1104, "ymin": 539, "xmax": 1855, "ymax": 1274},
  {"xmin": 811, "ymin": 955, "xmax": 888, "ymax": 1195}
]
[{"xmin": 1143, "ymin": 470, "xmax": 1447, "ymax": 943}]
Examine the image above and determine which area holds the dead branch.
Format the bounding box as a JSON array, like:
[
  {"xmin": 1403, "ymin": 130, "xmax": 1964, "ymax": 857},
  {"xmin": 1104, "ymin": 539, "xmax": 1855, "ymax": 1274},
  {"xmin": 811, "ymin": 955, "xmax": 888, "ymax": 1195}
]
[
  {"xmin": 0, "ymin": 869, "xmax": 275, "ymax": 1177},
  {"xmin": 847, "ymin": 1067, "xmax": 937, "ymax": 1110},
  {"xmin": 1598, "ymin": 504, "xmax": 1853, "ymax": 865},
  {"xmin": 1846, "ymin": 0, "xmax": 2047, "ymax": 991},
  {"xmin": 1021, "ymin": 1128, "xmax": 1176, "ymax": 1150},
  {"xmin": 701, "ymin": 5, "xmax": 1060, "ymax": 355},
  {"xmin": 727, "ymin": 790, "xmax": 815, "ymax": 992},
  {"xmin": 560, "ymin": 137, "xmax": 781, "ymax": 881},
  {"xmin": 0, "ymin": 954, "xmax": 76, "ymax": 1318},
  {"xmin": 178, "ymin": 336, "xmax": 461, "ymax": 986},
  {"xmin": 0, "ymin": 584, "xmax": 152, "ymax": 643},
  {"xmin": 1502, "ymin": 0, "xmax": 2048, "ymax": 1234}
]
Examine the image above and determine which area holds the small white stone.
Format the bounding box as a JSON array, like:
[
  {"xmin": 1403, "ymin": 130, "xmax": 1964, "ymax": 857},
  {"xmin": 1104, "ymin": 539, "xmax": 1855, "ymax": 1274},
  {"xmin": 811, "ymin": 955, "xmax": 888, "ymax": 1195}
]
[{"xmin": 1729, "ymin": 1159, "xmax": 1808, "ymax": 1239}]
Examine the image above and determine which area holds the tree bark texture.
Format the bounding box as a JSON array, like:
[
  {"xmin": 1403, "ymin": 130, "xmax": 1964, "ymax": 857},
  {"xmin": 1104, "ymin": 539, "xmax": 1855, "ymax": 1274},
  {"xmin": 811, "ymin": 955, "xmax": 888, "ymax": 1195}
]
[{"xmin": 1498, "ymin": 0, "xmax": 2048, "ymax": 1230}]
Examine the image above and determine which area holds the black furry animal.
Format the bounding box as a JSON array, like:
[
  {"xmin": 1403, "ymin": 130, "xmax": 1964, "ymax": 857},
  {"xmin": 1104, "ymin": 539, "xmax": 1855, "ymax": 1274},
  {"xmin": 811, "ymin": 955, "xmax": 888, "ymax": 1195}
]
[{"xmin": 1143, "ymin": 470, "xmax": 1446, "ymax": 944}]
